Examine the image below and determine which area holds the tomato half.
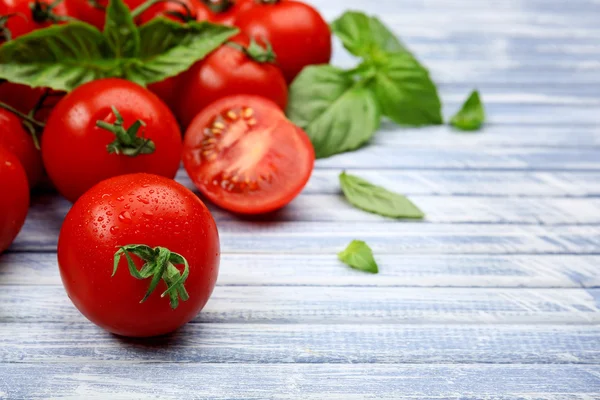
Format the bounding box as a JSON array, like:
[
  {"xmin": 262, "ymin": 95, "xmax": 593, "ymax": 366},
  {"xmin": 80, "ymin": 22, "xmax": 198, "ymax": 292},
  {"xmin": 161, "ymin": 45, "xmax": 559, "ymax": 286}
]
[
  {"xmin": 235, "ymin": 0, "xmax": 332, "ymax": 83},
  {"xmin": 0, "ymin": 146, "xmax": 29, "ymax": 253},
  {"xmin": 42, "ymin": 78, "xmax": 182, "ymax": 202},
  {"xmin": 58, "ymin": 173, "xmax": 220, "ymax": 337},
  {"xmin": 0, "ymin": 108, "xmax": 43, "ymax": 187},
  {"xmin": 175, "ymin": 33, "xmax": 288, "ymax": 128},
  {"xmin": 183, "ymin": 95, "xmax": 314, "ymax": 214}
]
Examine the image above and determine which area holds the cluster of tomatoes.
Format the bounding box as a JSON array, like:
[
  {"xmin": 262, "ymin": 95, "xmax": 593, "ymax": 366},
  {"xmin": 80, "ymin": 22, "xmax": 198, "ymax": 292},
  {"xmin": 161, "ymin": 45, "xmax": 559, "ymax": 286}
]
[{"xmin": 0, "ymin": 0, "xmax": 331, "ymax": 337}]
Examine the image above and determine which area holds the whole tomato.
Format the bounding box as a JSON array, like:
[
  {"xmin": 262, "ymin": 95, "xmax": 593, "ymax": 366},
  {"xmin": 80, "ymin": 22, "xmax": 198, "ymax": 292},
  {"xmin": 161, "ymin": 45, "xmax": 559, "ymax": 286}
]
[
  {"xmin": 137, "ymin": 0, "xmax": 198, "ymax": 25},
  {"xmin": 235, "ymin": 0, "xmax": 331, "ymax": 83},
  {"xmin": 0, "ymin": 108, "xmax": 43, "ymax": 186},
  {"xmin": 0, "ymin": 0, "xmax": 73, "ymax": 40},
  {"xmin": 202, "ymin": 0, "xmax": 254, "ymax": 26},
  {"xmin": 42, "ymin": 78, "xmax": 182, "ymax": 202},
  {"xmin": 65, "ymin": 0, "xmax": 142, "ymax": 30},
  {"xmin": 58, "ymin": 173, "xmax": 220, "ymax": 337},
  {"xmin": 0, "ymin": 146, "xmax": 29, "ymax": 253},
  {"xmin": 175, "ymin": 33, "xmax": 288, "ymax": 128}
]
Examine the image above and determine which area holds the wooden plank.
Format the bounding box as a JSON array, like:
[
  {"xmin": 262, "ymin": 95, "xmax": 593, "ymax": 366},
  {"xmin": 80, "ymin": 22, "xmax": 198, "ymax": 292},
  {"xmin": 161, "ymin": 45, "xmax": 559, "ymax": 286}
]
[
  {"xmin": 12, "ymin": 220, "xmax": 600, "ymax": 254},
  {"xmin": 1, "ymin": 364, "xmax": 599, "ymax": 399},
  {"xmin": 2, "ymin": 253, "xmax": 600, "ymax": 288},
  {"xmin": 21, "ymin": 192, "xmax": 600, "ymax": 226},
  {"xmin": 2, "ymin": 286, "xmax": 599, "ymax": 324},
  {"xmin": 1, "ymin": 323, "xmax": 600, "ymax": 364}
]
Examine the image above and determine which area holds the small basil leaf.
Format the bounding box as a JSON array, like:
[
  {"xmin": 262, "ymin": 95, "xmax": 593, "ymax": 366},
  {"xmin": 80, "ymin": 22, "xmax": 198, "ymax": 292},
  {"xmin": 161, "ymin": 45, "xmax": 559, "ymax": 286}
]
[
  {"xmin": 286, "ymin": 65, "xmax": 381, "ymax": 159},
  {"xmin": 131, "ymin": 19, "xmax": 238, "ymax": 85},
  {"xmin": 0, "ymin": 22, "xmax": 114, "ymax": 91},
  {"xmin": 331, "ymin": 11, "xmax": 406, "ymax": 59},
  {"xmin": 367, "ymin": 52, "xmax": 443, "ymax": 126},
  {"xmin": 339, "ymin": 171, "xmax": 425, "ymax": 219},
  {"xmin": 338, "ymin": 240, "xmax": 379, "ymax": 274},
  {"xmin": 450, "ymin": 90, "xmax": 485, "ymax": 131},
  {"xmin": 104, "ymin": 0, "xmax": 140, "ymax": 58}
]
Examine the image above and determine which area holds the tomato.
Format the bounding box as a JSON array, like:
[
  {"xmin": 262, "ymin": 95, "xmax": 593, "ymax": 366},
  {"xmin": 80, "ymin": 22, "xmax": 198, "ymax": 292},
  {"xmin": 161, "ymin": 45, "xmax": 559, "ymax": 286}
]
[
  {"xmin": 65, "ymin": 0, "xmax": 142, "ymax": 30},
  {"xmin": 0, "ymin": 0, "xmax": 73, "ymax": 39},
  {"xmin": 235, "ymin": 0, "xmax": 331, "ymax": 83},
  {"xmin": 58, "ymin": 173, "xmax": 220, "ymax": 337},
  {"xmin": 0, "ymin": 147, "xmax": 29, "ymax": 254},
  {"xmin": 147, "ymin": 76, "xmax": 179, "ymax": 111},
  {"xmin": 137, "ymin": 0, "xmax": 198, "ymax": 25},
  {"xmin": 175, "ymin": 33, "xmax": 288, "ymax": 128},
  {"xmin": 42, "ymin": 78, "xmax": 182, "ymax": 203},
  {"xmin": 0, "ymin": 108, "xmax": 43, "ymax": 186},
  {"xmin": 183, "ymin": 95, "xmax": 314, "ymax": 214},
  {"xmin": 203, "ymin": 0, "xmax": 254, "ymax": 26}
]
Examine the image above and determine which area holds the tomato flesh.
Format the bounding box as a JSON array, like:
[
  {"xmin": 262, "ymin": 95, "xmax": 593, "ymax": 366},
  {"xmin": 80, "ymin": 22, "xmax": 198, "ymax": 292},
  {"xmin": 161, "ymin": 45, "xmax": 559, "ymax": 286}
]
[{"xmin": 183, "ymin": 95, "xmax": 314, "ymax": 214}]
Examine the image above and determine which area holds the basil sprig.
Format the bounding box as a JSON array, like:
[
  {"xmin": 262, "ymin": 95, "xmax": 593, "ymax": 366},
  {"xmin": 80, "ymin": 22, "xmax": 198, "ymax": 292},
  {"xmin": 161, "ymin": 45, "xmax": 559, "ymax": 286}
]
[
  {"xmin": 287, "ymin": 11, "xmax": 443, "ymax": 159},
  {"xmin": 0, "ymin": 0, "xmax": 238, "ymax": 91}
]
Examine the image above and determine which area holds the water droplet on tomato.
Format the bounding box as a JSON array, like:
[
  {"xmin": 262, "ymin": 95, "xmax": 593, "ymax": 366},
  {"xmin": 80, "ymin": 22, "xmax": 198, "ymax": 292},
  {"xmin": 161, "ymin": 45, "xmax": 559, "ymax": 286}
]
[
  {"xmin": 118, "ymin": 211, "xmax": 132, "ymax": 224},
  {"xmin": 106, "ymin": 211, "xmax": 113, "ymax": 216},
  {"xmin": 149, "ymin": 190, "xmax": 155, "ymax": 194},
  {"xmin": 116, "ymin": 196, "xmax": 125, "ymax": 202},
  {"xmin": 99, "ymin": 234, "xmax": 104, "ymax": 238},
  {"xmin": 136, "ymin": 195, "xmax": 150, "ymax": 205},
  {"xmin": 101, "ymin": 194, "xmax": 110, "ymax": 199},
  {"xmin": 142, "ymin": 210, "xmax": 154, "ymax": 218},
  {"xmin": 97, "ymin": 216, "xmax": 104, "ymax": 222},
  {"xmin": 142, "ymin": 184, "xmax": 150, "ymax": 188},
  {"xmin": 124, "ymin": 204, "xmax": 130, "ymax": 210},
  {"xmin": 110, "ymin": 226, "xmax": 119, "ymax": 234}
]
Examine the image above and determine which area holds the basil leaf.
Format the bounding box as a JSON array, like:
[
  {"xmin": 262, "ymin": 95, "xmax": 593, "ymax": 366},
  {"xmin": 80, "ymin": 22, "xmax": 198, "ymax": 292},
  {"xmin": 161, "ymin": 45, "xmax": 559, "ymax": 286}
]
[
  {"xmin": 104, "ymin": 0, "xmax": 139, "ymax": 58},
  {"xmin": 132, "ymin": 19, "xmax": 238, "ymax": 85},
  {"xmin": 286, "ymin": 65, "xmax": 381, "ymax": 159},
  {"xmin": 331, "ymin": 11, "xmax": 406, "ymax": 59},
  {"xmin": 338, "ymin": 240, "xmax": 379, "ymax": 274},
  {"xmin": 0, "ymin": 23, "xmax": 114, "ymax": 91},
  {"xmin": 367, "ymin": 52, "xmax": 442, "ymax": 126},
  {"xmin": 339, "ymin": 172, "xmax": 424, "ymax": 219},
  {"xmin": 450, "ymin": 90, "xmax": 485, "ymax": 131}
]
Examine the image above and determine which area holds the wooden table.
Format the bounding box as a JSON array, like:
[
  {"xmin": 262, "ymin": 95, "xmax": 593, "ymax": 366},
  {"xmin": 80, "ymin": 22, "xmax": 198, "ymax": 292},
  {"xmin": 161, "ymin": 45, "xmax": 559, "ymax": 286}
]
[{"xmin": 2, "ymin": 0, "xmax": 600, "ymax": 398}]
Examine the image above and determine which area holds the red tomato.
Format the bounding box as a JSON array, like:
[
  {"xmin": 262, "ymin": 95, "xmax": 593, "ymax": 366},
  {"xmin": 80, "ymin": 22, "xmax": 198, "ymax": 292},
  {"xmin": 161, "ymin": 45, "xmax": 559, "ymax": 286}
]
[
  {"xmin": 0, "ymin": 0, "xmax": 73, "ymax": 39},
  {"xmin": 42, "ymin": 78, "xmax": 182, "ymax": 203},
  {"xmin": 0, "ymin": 108, "xmax": 43, "ymax": 186},
  {"xmin": 203, "ymin": 0, "xmax": 254, "ymax": 25},
  {"xmin": 58, "ymin": 173, "xmax": 220, "ymax": 337},
  {"xmin": 65, "ymin": 0, "xmax": 142, "ymax": 30},
  {"xmin": 0, "ymin": 147, "xmax": 29, "ymax": 254},
  {"xmin": 147, "ymin": 76, "xmax": 179, "ymax": 111},
  {"xmin": 235, "ymin": 0, "xmax": 332, "ymax": 83},
  {"xmin": 137, "ymin": 0, "xmax": 198, "ymax": 25},
  {"xmin": 183, "ymin": 95, "xmax": 314, "ymax": 214},
  {"xmin": 175, "ymin": 33, "xmax": 288, "ymax": 128}
]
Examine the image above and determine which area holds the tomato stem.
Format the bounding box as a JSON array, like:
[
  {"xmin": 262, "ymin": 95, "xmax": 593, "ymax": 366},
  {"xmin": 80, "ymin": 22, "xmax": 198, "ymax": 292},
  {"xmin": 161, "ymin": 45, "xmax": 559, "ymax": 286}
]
[
  {"xmin": 131, "ymin": 0, "xmax": 163, "ymax": 19},
  {"xmin": 227, "ymin": 38, "xmax": 277, "ymax": 63},
  {"xmin": 0, "ymin": 101, "xmax": 46, "ymax": 128},
  {"xmin": 201, "ymin": 0, "xmax": 234, "ymax": 14},
  {"xmin": 114, "ymin": 245, "xmax": 191, "ymax": 310},
  {"xmin": 0, "ymin": 13, "xmax": 27, "ymax": 42},
  {"xmin": 30, "ymin": 0, "xmax": 76, "ymax": 24},
  {"xmin": 96, "ymin": 106, "xmax": 155, "ymax": 157},
  {"xmin": 162, "ymin": 0, "xmax": 196, "ymax": 23}
]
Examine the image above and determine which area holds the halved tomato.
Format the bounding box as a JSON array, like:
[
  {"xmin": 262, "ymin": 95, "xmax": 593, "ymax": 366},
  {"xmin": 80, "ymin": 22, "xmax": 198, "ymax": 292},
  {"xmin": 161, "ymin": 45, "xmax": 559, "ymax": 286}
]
[{"xmin": 183, "ymin": 95, "xmax": 315, "ymax": 214}]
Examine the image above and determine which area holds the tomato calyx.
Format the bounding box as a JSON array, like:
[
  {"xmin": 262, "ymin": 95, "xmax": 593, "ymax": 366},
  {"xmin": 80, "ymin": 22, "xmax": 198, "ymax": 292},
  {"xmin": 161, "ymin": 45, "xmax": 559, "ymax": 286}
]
[
  {"xmin": 228, "ymin": 38, "xmax": 276, "ymax": 63},
  {"xmin": 161, "ymin": 0, "xmax": 196, "ymax": 22},
  {"xmin": 29, "ymin": 0, "xmax": 71, "ymax": 24},
  {"xmin": 0, "ymin": 13, "xmax": 25, "ymax": 42},
  {"xmin": 114, "ymin": 245, "xmax": 191, "ymax": 310},
  {"xmin": 97, "ymin": 106, "xmax": 155, "ymax": 157},
  {"xmin": 201, "ymin": 0, "xmax": 233, "ymax": 13},
  {"xmin": 86, "ymin": 0, "xmax": 106, "ymax": 11}
]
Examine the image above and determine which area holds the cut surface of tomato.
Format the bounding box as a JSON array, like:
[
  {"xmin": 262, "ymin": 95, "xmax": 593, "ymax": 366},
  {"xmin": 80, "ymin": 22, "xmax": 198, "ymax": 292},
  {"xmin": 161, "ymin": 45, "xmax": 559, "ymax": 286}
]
[{"xmin": 183, "ymin": 95, "xmax": 314, "ymax": 214}]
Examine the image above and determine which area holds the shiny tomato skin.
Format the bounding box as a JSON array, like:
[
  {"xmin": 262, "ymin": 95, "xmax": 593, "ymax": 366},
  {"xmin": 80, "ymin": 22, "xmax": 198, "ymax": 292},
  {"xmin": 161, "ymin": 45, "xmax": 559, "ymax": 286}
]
[
  {"xmin": 183, "ymin": 95, "xmax": 314, "ymax": 214},
  {"xmin": 147, "ymin": 76, "xmax": 179, "ymax": 111},
  {"xmin": 0, "ymin": 147, "xmax": 29, "ymax": 254},
  {"xmin": 235, "ymin": 0, "xmax": 332, "ymax": 83},
  {"xmin": 0, "ymin": 109, "xmax": 43, "ymax": 187},
  {"xmin": 65, "ymin": 0, "xmax": 142, "ymax": 30},
  {"xmin": 137, "ymin": 0, "xmax": 197, "ymax": 25},
  {"xmin": 42, "ymin": 78, "xmax": 182, "ymax": 203},
  {"xmin": 175, "ymin": 34, "xmax": 288, "ymax": 128},
  {"xmin": 58, "ymin": 173, "xmax": 220, "ymax": 337},
  {"xmin": 206, "ymin": 0, "xmax": 254, "ymax": 25},
  {"xmin": 0, "ymin": 0, "xmax": 74, "ymax": 38}
]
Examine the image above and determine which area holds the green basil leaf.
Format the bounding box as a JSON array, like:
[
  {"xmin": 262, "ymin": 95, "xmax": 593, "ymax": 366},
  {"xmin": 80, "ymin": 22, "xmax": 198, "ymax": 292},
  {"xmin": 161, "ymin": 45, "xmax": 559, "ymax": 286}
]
[
  {"xmin": 367, "ymin": 52, "xmax": 442, "ymax": 126},
  {"xmin": 0, "ymin": 22, "xmax": 114, "ymax": 91},
  {"xmin": 286, "ymin": 65, "xmax": 381, "ymax": 159},
  {"xmin": 130, "ymin": 19, "xmax": 238, "ymax": 85},
  {"xmin": 340, "ymin": 171, "xmax": 425, "ymax": 219},
  {"xmin": 450, "ymin": 90, "xmax": 485, "ymax": 131},
  {"xmin": 331, "ymin": 11, "xmax": 406, "ymax": 59},
  {"xmin": 338, "ymin": 240, "xmax": 379, "ymax": 274},
  {"xmin": 104, "ymin": 0, "xmax": 140, "ymax": 58}
]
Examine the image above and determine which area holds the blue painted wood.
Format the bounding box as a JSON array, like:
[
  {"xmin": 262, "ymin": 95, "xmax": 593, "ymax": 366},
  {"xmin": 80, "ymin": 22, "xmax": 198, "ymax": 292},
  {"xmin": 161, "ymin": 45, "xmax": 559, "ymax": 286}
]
[{"xmin": 1, "ymin": 364, "xmax": 599, "ymax": 399}]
